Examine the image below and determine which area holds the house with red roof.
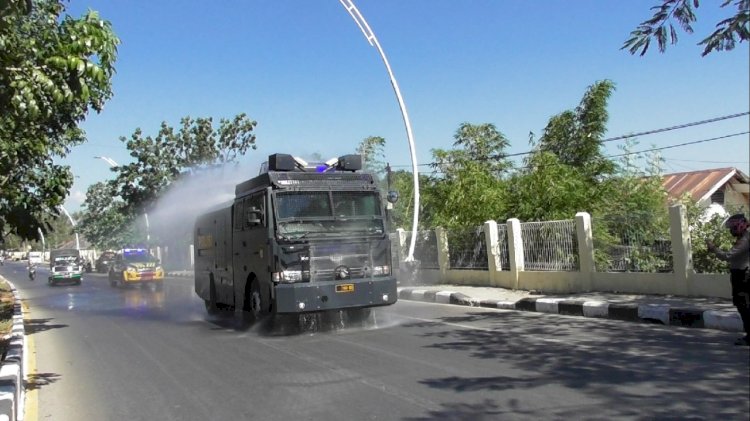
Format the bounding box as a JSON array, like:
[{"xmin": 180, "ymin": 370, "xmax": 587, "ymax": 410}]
[{"xmin": 661, "ymin": 167, "xmax": 749, "ymax": 216}]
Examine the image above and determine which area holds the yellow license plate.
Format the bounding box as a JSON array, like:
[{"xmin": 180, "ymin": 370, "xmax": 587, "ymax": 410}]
[{"xmin": 336, "ymin": 284, "xmax": 354, "ymax": 293}]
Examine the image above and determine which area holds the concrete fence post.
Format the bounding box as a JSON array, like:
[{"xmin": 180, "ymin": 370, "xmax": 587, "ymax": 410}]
[
  {"xmin": 507, "ymin": 218, "xmax": 523, "ymax": 290},
  {"xmin": 396, "ymin": 228, "xmax": 407, "ymax": 263},
  {"xmin": 484, "ymin": 220, "xmax": 501, "ymax": 286},
  {"xmin": 669, "ymin": 204, "xmax": 692, "ymax": 295},
  {"xmin": 575, "ymin": 211, "xmax": 595, "ymax": 291},
  {"xmin": 435, "ymin": 227, "xmax": 449, "ymax": 277}
]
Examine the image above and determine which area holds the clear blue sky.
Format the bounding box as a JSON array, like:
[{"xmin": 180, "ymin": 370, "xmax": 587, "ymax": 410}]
[{"xmin": 62, "ymin": 0, "xmax": 750, "ymax": 211}]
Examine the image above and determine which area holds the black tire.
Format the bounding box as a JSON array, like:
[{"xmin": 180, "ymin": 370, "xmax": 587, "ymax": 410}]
[
  {"xmin": 242, "ymin": 280, "xmax": 267, "ymax": 325},
  {"xmin": 345, "ymin": 308, "xmax": 372, "ymax": 324},
  {"xmin": 205, "ymin": 279, "xmax": 219, "ymax": 315}
]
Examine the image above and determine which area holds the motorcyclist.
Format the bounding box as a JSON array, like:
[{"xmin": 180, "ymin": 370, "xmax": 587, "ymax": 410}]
[{"xmin": 27, "ymin": 261, "xmax": 36, "ymax": 280}]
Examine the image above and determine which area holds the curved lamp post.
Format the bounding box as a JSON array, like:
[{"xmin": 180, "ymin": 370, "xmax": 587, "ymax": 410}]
[
  {"xmin": 94, "ymin": 156, "xmax": 150, "ymax": 245},
  {"xmin": 339, "ymin": 0, "xmax": 420, "ymax": 261},
  {"xmin": 58, "ymin": 205, "xmax": 80, "ymax": 250}
]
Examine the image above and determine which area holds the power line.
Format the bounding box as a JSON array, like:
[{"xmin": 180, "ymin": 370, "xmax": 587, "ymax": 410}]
[
  {"xmin": 388, "ymin": 111, "xmax": 749, "ymax": 168},
  {"xmin": 661, "ymin": 157, "xmax": 749, "ymax": 164},
  {"xmin": 600, "ymin": 111, "xmax": 749, "ymax": 144},
  {"xmin": 606, "ymin": 132, "xmax": 749, "ymax": 158},
  {"xmin": 394, "ymin": 131, "xmax": 748, "ymax": 175}
]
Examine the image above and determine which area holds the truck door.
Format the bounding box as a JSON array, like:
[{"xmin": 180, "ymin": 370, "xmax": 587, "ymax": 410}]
[{"xmin": 232, "ymin": 192, "xmax": 267, "ymax": 309}]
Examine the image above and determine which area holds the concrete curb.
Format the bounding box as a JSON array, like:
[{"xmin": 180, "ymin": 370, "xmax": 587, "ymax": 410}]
[
  {"xmin": 1, "ymin": 280, "xmax": 25, "ymax": 421},
  {"xmin": 397, "ymin": 287, "xmax": 744, "ymax": 333}
]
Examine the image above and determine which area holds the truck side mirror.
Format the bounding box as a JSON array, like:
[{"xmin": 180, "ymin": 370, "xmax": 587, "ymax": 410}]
[{"xmin": 387, "ymin": 191, "xmax": 399, "ymax": 204}]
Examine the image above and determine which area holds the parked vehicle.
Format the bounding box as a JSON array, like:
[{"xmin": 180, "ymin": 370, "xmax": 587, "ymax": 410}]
[
  {"xmin": 27, "ymin": 251, "xmax": 44, "ymax": 265},
  {"xmin": 194, "ymin": 153, "xmax": 397, "ymax": 323},
  {"xmin": 109, "ymin": 248, "xmax": 164, "ymax": 289}
]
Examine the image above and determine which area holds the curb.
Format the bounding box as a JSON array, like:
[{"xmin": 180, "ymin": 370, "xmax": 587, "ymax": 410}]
[
  {"xmin": 1, "ymin": 280, "xmax": 25, "ymax": 421},
  {"xmin": 397, "ymin": 287, "xmax": 744, "ymax": 333}
]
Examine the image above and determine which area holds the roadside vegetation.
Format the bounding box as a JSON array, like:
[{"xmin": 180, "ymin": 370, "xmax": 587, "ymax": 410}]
[{"xmin": 0, "ymin": 278, "xmax": 15, "ymax": 358}]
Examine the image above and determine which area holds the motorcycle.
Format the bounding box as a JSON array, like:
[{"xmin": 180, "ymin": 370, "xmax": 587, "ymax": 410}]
[{"xmin": 28, "ymin": 265, "xmax": 36, "ymax": 281}]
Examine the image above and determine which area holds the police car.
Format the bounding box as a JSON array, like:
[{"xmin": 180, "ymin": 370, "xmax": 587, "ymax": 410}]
[{"xmin": 108, "ymin": 248, "xmax": 164, "ymax": 289}]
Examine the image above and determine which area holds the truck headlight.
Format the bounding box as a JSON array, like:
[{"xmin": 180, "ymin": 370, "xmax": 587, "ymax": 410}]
[
  {"xmin": 273, "ymin": 270, "xmax": 309, "ymax": 283},
  {"xmin": 372, "ymin": 265, "xmax": 391, "ymax": 276}
]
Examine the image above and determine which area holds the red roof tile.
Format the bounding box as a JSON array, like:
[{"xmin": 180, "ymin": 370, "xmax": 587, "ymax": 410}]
[{"xmin": 662, "ymin": 167, "xmax": 749, "ymax": 202}]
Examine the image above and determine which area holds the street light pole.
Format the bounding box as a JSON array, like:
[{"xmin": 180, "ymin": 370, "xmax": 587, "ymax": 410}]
[
  {"xmin": 339, "ymin": 0, "xmax": 420, "ymax": 262},
  {"xmin": 95, "ymin": 156, "xmax": 150, "ymax": 246},
  {"xmin": 58, "ymin": 205, "xmax": 80, "ymax": 250}
]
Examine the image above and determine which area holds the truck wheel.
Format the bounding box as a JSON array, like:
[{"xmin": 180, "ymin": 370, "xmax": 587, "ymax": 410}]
[
  {"xmin": 243, "ymin": 280, "xmax": 266, "ymax": 324},
  {"xmin": 345, "ymin": 308, "xmax": 372, "ymax": 325},
  {"xmin": 205, "ymin": 280, "xmax": 219, "ymax": 315}
]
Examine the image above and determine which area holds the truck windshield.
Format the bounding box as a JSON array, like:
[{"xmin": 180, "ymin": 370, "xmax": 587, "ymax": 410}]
[{"xmin": 276, "ymin": 191, "xmax": 384, "ymax": 238}]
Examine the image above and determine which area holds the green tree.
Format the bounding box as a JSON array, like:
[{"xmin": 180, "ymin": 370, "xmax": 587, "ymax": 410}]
[
  {"xmin": 0, "ymin": 0, "xmax": 119, "ymax": 241},
  {"xmin": 432, "ymin": 122, "xmax": 512, "ymax": 179},
  {"xmin": 505, "ymin": 151, "xmax": 594, "ymax": 222},
  {"xmin": 77, "ymin": 181, "xmax": 137, "ymax": 250},
  {"xmin": 112, "ymin": 114, "xmax": 257, "ymax": 214},
  {"xmin": 623, "ymin": 0, "xmax": 749, "ymax": 56},
  {"xmin": 426, "ymin": 123, "xmax": 511, "ymax": 229},
  {"xmin": 356, "ymin": 136, "xmax": 386, "ymax": 178},
  {"xmin": 535, "ymin": 80, "xmax": 616, "ymax": 182}
]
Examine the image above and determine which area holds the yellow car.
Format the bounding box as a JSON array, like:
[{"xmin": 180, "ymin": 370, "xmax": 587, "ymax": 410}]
[{"xmin": 109, "ymin": 248, "xmax": 164, "ymax": 289}]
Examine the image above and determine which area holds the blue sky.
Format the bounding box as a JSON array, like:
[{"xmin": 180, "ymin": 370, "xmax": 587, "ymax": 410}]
[{"xmin": 62, "ymin": 0, "xmax": 750, "ymax": 211}]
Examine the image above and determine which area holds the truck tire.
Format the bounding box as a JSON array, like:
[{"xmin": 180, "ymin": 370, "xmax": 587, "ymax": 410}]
[
  {"xmin": 242, "ymin": 280, "xmax": 266, "ymax": 325},
  {"xmin": 345, "ymin": 308, "xmax": 372, "ymax": 324},
  {"xmin": 205, "ymin": 280, "xmax": 219, "ymax": 315}
]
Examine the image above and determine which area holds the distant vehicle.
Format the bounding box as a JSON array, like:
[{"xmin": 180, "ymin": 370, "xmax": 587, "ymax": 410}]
[
  {"xmin": 48, "ymin": 249, "xmax": 83, "ymax": 286},
  {"xmin": 109, "ymin": 248, "xmax": 164, "ymax": 289},
  {"xmin": 194, "ymin": 153, "xmax": 397, "ymax": 323},
  {"xmin": 27, "ymin": 251, "xmax": 43, "ymax": 265},
  {"xmin": 95, "ymin": 251, "xmax": 117, "ymax": 273}
]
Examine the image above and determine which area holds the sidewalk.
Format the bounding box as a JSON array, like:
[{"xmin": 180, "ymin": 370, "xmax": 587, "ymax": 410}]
[
  {"xmin": 396, "ymin": 283, "xmax": 744, "ymax": 333},
  {"xmin": 169, "ymin": 270, "xmax": 744, "ymax": 333}
]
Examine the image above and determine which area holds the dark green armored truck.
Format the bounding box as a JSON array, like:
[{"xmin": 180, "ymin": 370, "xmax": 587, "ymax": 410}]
[{"xmin": 193, "ymin": 153, "xmax": 397, "ymax": 322}]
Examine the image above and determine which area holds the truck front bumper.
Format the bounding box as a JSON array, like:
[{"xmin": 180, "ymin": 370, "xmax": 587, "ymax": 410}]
[{"xmin": 274, "ymin": 276, "xmax": 397, "ymax": 314}]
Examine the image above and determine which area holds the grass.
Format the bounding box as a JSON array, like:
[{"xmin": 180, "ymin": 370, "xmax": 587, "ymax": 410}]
[{"xmin": 0, "ymin": 278, "xmax": 16, "ymax": 358}]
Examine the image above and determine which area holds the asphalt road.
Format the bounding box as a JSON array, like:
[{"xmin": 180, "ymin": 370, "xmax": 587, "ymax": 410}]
[{"xmin": 2, "ymin": 260, "xmax": 749, "ymax": 420}]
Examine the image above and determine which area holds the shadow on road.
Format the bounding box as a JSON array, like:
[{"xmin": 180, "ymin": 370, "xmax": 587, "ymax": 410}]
[
  {"xmin": 24, "ymin": 318, "xmax": 69, "ymax": 335},
  {"xmin": 402, "ymin": 310, "xmax": 749, "ymax": 420},
  {"xmin": 24, "ymin": 372, "xmax": 61, "ymax": 391}
]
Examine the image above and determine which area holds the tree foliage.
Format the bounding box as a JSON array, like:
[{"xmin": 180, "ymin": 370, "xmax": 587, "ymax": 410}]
[
  {"xmin": 77, "ymin": 181, "xmax": 137, "ymax": 250},
  {"xmin": 112, "ymin": 114, "xmax": 257, "ymax": 215},
  {"xmin": 536, "ymin": 80, "xmax": 616, "ymax": 182},
  {"xmin": 623, "ymin": 0, "xmax": 749, "ymax": 56},
  {"xmin": 422, "ymin": 123, "xmax": 511, "ymax": 229},
  {"xmin": 0, "ymin": 0, "xmax": 119, "ymax": 241},
  {"xmin": 356, "ymin": 135, "xmax": 386, "ymax": 178}
]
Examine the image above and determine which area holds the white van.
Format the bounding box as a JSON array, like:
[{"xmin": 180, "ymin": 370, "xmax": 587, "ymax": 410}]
[{"xmin": 27, "ymin": 251, "xmax": 43, "ymax": 265}]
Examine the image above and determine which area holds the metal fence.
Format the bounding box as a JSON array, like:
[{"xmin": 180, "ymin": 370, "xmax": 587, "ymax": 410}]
[
  {"xmin": 447, "ymin": 227, "xmax": 488, "ymax": 270},
  {"xmin": 520, "ymin": 219, "xmax": 579, "ymax": 271},
  {"xmin": 400, "ymin": 230, "xmax": 440, "ymax": 269},
  {"xmin": 495, "ymin": 224, "xmax": 511, "ymax": 271},
  {"xmin": 593, "ymin": 215, "xmax": 673, "ymax": 273}
]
